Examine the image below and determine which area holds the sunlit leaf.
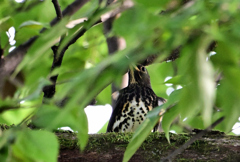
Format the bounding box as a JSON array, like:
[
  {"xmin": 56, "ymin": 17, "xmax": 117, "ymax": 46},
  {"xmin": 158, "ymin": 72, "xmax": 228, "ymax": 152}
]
[
  {"xmin": 19, "ymin": 20, "xmax": 50, "ymax": 29},
  {"xmin": 177, "ymin": 36, "xmax": 215, "ymax": 128},
  {"xmin": 196, "ymin": 36, "xmax": 215, "ymax": 127},
  {"xmin": 74, "ymin": 106, "xmax": 88, "ymax": 150}
]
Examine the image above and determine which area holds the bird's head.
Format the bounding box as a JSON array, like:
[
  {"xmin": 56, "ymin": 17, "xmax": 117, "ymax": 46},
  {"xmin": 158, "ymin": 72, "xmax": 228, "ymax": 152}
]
[{"xmin": 128, "ymin": 65, "xmax": 152, "ymax": 88}]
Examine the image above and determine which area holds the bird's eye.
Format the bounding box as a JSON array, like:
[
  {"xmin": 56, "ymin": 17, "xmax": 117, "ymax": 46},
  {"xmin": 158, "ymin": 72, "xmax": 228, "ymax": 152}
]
[{"xmin": 141, "ymin": 66, "xmax": 146, "ymax": 72}]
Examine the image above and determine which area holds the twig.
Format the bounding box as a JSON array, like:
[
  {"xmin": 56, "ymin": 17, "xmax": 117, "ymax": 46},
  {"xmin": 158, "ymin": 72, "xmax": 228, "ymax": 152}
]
[
  {"xmin": 215, "ymin": 72, "xmax": 222, "ymax": 85},
  {"xmin": 161, "ymin": 117, "xmax": 225, "ymax": 162},
  {"xmin": 52, "ymin": 0, "xmax": 63, "ymax": 21},
  {"xmin": 43, "ymin": 18, "xmax": 101, "ymax": 99},
  {"xmin": 43, "ymin": 0, "xmax": 64, "ymax": 99},
  {"xmin": 44, "ymin": 0, "xmax": 130, "ymax": 99},
  {"xmin": 0, "ymin": 0, "xmax": 90, "ymax": 93},
  {"xmin": 0, "ymin": 47, "xmax": 3, "ymax": 62}
]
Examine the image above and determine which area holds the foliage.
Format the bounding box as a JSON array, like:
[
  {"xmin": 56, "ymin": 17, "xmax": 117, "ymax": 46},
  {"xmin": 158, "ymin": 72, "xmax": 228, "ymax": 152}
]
[{"xmin": 0, "ymin": 0, "xmax": 240, "ymax": 161}]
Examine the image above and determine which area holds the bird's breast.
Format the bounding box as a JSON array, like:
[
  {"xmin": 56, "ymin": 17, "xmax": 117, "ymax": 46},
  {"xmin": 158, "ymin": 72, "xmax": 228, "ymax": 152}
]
[{"xmin": 112, "ymin": 96, "xmax": 153, "ymax": 132}]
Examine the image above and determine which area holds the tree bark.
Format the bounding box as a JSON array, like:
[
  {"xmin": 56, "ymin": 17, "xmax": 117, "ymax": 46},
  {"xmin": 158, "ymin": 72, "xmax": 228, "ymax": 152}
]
[{"xmin": 57, "ymin": 132, "xmax": 240, "ymax": 162}]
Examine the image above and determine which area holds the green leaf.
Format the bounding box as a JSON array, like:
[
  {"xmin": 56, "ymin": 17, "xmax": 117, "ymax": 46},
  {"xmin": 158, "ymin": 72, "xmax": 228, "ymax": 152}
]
[
  {"xmin": 177, "ymin": 36, "xmax": 215, "ymax": 128},
  {"xmin": 15, "ymin": 27, "xmax": 40, "ymax": 45},
  {"xmin": 33, "ymin": 105, "xmax": 61, "ymax": 129},
  {"xmin": 97, "ymin": 121, "xmax": 108, "ymax": 133},
  {"xmin": 123, "ymin": 105, "xmax": 164, "ymax": 162},
  {"xmin": 0, "ymin": 16, "xmax": 14, "ymax": 32},
  {"xmin": 19, "ymin": 20, "xmax": 50, "ymax": 29},
  {"xmin": 196, "ymin": 37, "xmax": 216, "ymax": 127},
  {"xmin": 135, "ymin": 0, "xmax": 169, "ymax": 11},
  {"xmin": 0, "ymin": 129, "xmax": 15, "ymax": 162},
  {"xmin": 12, "ymin": 130, "xmax": 59, "ymax": 162},
  {"xmin": 14, "ymin": 17, "xmax": 69, "ymax": 75},
  {"xmin": 113, "ymin": 6, "xmax": 160, "ymax": 44},
  {"xmin": 96, "ymin": 84, "xmax": 111, "ymax": 105},
  {"xmin": 162, "ymin": 105, "xmax": 179, "ymax": 142},
  {"xmin": 164, "ymin": 75, "xmax": 184, "ymax": 85},
  {"xmin": 0, "ymin": 32, "xmax": 9, "ymax": 49},
  {"xmin": 161, "ymin": 89, "xmax": 181, "ymax": 142},
  {"xmin": 215, "ymin": 68, "xmax": 240, "ymax": 132},
  {"xmin": 33, "ymin": 105, "xmax": 89, "ymax": 150},
  {"xmin": 74, "ymin": 107, "xmax": 89, "ymax": 150},
  {"xmin": 33, "ymin": 104, "xmax": 75, "ymax": 130},
  {"xmin": 0, "ymin": 129, "xmax": 15, "ymax": 149}
]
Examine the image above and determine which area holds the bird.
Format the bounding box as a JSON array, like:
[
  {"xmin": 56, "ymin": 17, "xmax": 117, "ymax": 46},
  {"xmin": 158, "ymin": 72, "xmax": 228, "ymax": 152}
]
[{"xmin": 106, "ymin": 65, "xmax": 166, "ymax": 132}]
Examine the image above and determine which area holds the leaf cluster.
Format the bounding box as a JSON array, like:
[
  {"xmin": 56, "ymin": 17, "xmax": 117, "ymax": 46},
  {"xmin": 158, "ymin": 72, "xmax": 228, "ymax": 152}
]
[{"xmin": 0, "ymin": 0, "xmax": 240, "ymax": 161}]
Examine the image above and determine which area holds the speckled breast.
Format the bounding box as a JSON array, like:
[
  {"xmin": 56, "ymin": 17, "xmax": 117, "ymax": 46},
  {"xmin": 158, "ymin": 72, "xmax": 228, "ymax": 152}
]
[{"xmin": 112, "ymin": 85, "xmax": 157, "ymax": 132}]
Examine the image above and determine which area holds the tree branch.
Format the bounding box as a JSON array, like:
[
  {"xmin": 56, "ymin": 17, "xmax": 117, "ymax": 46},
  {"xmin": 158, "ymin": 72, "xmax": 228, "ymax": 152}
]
[
  {"xmin": 0, "ymin": 0, "xmax": 90, "ymax": 93},
  {"xmin": 43, "ymin": 0, "xmax": 64, "ymax": 99},
  {"xmin": 55, "ymin": 131, "xmax": 240, "ymax": 161},
  {"xmin": 161, "ymin": 117, "xmax": 225, "ymax": 162},
  {"xmin": 52, "ymin": 0, "xmax": 63, "ymax": 21},
  {"xmin": 43, "ymin": 0, "xmax": 131, "ymax": 100}
]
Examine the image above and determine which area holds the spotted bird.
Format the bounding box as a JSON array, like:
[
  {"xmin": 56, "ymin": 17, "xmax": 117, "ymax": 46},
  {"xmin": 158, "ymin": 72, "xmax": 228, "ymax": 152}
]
[{"xmin": 107, "ymin": 65, "xmax": 166, "ymax": 132}]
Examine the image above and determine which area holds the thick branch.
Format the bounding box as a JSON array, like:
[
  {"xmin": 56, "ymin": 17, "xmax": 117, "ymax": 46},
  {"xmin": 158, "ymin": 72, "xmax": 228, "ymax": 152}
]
[
  {"xmin": 57, "ymin": 131, "xmax": 240, "ymax": 162},
  {"xmin": 104, "ymin": 17, "xmax": 120, "ymax": 109},
  {"xmin": 162, "ymin": 117, "xmax": 225, "ymax": 161}
]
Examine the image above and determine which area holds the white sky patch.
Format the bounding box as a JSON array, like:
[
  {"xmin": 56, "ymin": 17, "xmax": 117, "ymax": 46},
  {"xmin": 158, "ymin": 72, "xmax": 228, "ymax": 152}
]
[
  {"xmin": 164, "ymin": 76, "xmax": 173, "ymax": 86},
  {"xmin": 84, "ymin": 104, "xmax": 112, "ymax": 134},
  {"xmin": 232, "ymin": 122, "xmax": 240, "ymax": 135},
  {"xmin": 209, "ymin": 51, "xmax": 216, "ymax": 57},
  {"xmin": 8, "ymin": 27, "xmax": 15, "ymax": 41},
  {"xmin": 60, "ymin": 104, "xmax": 112, "ymax": 134},
  {"xmin": 176, "ymin": 85, "xmax": 183, "ymax": 90},
  {"xmin": 15, "ymin": 0, "xmax": 25, "ymax": 3},
  {"xmin": 9, "ymin": 46, "xmax": 16, "ymax": 52},
  {"xmin": 20, "ymin": 100, "xmax": 25, "ymax": 104},
  {"xmin": 183, "ymin": 117, "xmax": 188, "ymax": 122},
  {"xmin": 166, "ymin": 87, "xmax": 174, "ymax": 96},
  {"xmin": 207, "ymin": 51, "xmax": 216, "ymax": 61},
  {"xmin": 170, "ymin": 130, "xmax": 176, "ymax": 134},
  {"xmin": 7, "ymin": 27, "xmax": 16, "ymax": 52},
  {"xmin": 59, "ymin": 127, "xmax": 73, "ymax": 132}
]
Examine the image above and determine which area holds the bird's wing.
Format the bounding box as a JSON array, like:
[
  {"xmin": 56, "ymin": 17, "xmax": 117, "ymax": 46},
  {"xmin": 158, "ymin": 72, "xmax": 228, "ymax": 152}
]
[
  {"xmin": 157, "ymin": 97, "xmax": 167, "ymax": 106},
  {"xmin": 153, "ymin": 97, "xmax": 167, "ymax": 132},
  {"xmin": 107, "ymin": 88, "xmax": 129, "ymax": 132}
]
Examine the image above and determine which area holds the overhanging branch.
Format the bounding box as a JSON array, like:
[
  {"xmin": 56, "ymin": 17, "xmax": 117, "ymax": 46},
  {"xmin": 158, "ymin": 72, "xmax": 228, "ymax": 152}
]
[{"xmin": 0, "ymin": 0, "xmax": 89, "ymax": 92}]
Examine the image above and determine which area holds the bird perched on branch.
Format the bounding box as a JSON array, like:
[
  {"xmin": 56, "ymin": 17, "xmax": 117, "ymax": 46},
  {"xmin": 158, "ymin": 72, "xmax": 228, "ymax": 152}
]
[{"xmin": 107, "ymin": 65, "xmax": 166, "ymax": 132}]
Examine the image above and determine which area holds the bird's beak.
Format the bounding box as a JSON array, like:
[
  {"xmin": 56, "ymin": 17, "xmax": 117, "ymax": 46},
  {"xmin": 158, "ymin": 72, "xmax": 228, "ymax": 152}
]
[
  {"xmin": 130, "ymin": 64, "xmax": 140, "ymax": 72},
  {"xmin": 129, "ymin": 64, "xmax": 138, "ymax": 84},
  {"xmin": 134, "ymin": 65, "xmax": 140, "ymax": 71}
]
